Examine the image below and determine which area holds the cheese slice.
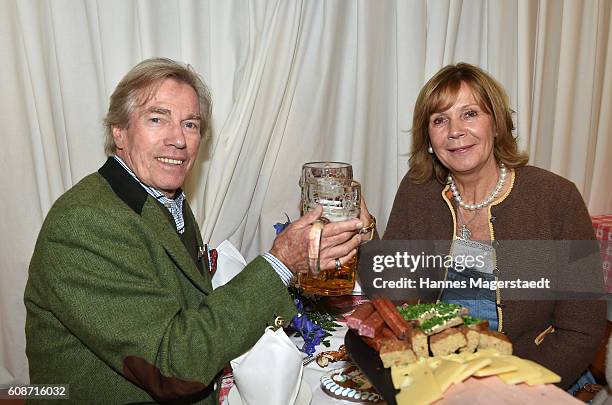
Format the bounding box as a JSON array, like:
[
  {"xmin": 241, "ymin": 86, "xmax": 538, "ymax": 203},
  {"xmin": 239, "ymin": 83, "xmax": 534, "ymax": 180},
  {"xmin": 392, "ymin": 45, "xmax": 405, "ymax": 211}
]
[
  {"xmin": 393, "ymin": 373, "xmax": 414, "ymax": 390},
  {"xmin": 474, "ymin": 348, "xmax": 501, "ymax": 358},
  {"xmin": 522, "ymin": 359, "xmax": 562, "ymax": 385},
  {"xmin": 425, "ymin": 356, "xmax": 444, "ymax": 368},
  {"xmin": 441, "ymin": 353, "xmax": 462, "ymax": 363},
  {"xmin": 440, "ymin": 352, "xmax": 482, "ymax": 363},
  {"xmin": 442, "ymin": 351, "xmax": 477, "ymax": 363},
  {"xmin": 497, "ymin": 355, "xmax": 541, "ymax": 384},
  {"xmin": 457, "ymin": 351, "xmax": 479, "ymax": 362},
  {"xmin": 431, "ymin": 359, "xmax": 467, "ymax": 391},
  {"xmin": 473, "ymin": 356, "xmax": 518, "ymax": 377},
  {"xmin": 391, "ymin": 364, "xmax": 416, "ymax": 389},
  {"xmin": 395, "ymin": 364, "xmax": 442, "ymax": 405},
  {"xmin": 391, "ymin": 361, "xmax": 426, "ymax": 389},
  {"xmin": 453, "ymin": 357, "xmax": 492, "ymax": 383}
]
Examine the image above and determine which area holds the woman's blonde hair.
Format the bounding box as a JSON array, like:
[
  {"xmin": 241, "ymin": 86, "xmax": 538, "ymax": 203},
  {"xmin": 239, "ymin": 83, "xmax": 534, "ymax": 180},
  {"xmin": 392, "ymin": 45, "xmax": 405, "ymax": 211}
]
[
  {"xmin": 103, "ymin": 58, "xmax": 212, "ymax": 155},
  {"xmin": 409, "ymin": 63, "xmax": 528, "ymax": 183}
]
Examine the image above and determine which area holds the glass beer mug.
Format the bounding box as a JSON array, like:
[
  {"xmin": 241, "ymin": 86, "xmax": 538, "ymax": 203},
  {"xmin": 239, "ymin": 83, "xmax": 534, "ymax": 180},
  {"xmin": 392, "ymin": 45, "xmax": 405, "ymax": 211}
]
[
  {"xmin": 299, "ymin": 162, "xmax": 353, "ymax": 214},
  {"xmin": 299, "ymin": 177, "xmax": 361, "ymax": 295}
]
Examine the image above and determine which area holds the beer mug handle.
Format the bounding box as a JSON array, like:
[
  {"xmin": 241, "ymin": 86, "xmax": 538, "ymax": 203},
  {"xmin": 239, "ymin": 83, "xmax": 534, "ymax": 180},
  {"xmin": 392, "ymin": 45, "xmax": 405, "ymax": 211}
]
[{"xmin": 308, "ymin": 219, "xmax": 327, "ymax": 277}]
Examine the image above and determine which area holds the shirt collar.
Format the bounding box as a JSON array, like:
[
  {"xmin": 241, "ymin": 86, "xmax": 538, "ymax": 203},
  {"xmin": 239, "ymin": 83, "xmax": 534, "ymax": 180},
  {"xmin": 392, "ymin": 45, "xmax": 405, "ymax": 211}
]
[
  {"xmin": 112, "ymin": 155, "xmax": 186, "ymax": 233},
  {"xmin": 112, "ymin": 155, "xmax": 186, "ymax": 201}
]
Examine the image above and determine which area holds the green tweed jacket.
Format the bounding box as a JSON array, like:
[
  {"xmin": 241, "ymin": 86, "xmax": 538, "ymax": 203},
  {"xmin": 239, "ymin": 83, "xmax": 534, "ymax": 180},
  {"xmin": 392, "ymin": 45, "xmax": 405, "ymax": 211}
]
[{"xmin": 25, "ymin": 157, "xmax": 297, "ymax": 404}]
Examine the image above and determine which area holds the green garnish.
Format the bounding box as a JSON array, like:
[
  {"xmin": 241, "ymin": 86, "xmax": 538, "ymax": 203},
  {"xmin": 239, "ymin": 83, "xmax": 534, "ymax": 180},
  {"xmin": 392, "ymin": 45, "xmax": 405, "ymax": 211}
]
[
  {"xmin": 420, "ymin": 313, "xmax": 461, "ymax": 334},
  {"xmin": 306, "ymin": 311, "xmax": 342, "ymax": 332},
  {"xmin": 396, "ymin": 303, "xmax": 462, "ymax": 321},
  {"xmin": 462, "ymin": 315, "xmax": 483, "ymax": 327},
  {"xmin": 397, "ymin": 303, "xmax": 467, "ymax": 334}
]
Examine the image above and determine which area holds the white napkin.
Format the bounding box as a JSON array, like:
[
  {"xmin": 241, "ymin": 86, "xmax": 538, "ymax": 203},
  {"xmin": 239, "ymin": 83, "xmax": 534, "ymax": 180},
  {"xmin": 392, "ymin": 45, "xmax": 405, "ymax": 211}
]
[
  {"xmin": 211, "ymin": 240, "xmax": 247, "ymax": 289},
  {"xmin": 231, "ymin": 327, "xmax": 304, "ymax": 405}
]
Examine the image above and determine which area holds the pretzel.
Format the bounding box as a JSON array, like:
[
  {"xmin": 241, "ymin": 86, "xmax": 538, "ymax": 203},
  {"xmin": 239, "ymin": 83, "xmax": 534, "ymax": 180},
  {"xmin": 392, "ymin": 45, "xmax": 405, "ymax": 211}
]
[{"xmin": 315, "ymin": 345, "xmax": 349, "ymax": 367}]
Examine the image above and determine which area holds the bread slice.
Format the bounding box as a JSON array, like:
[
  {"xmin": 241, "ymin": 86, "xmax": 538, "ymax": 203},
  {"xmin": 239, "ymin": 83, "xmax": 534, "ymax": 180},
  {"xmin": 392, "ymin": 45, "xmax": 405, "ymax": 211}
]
[
  {"xmin": 458, "ymin": 326, "xmax": 480, "ymax": 353},
  {"xmin": 430, "ymin": 327, "xmax": 467, "ymax": 356},
  {"xmin": 477, "ymin": 329, "xmax": 513, "ymax": 355},
  {"xmin": 411, "ymin": 329, "xmax": 429, "ymax": 358},
  {"xmin": 380, "ymin": 339, "xmax": 417, "ymax": 368}
]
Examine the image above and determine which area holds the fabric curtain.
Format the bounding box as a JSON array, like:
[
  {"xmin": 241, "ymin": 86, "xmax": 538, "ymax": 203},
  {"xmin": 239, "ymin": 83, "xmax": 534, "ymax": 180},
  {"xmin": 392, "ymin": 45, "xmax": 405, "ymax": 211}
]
[{"xmin": 0, "ymin": 0, "xmax": 610, "ymax": 385}]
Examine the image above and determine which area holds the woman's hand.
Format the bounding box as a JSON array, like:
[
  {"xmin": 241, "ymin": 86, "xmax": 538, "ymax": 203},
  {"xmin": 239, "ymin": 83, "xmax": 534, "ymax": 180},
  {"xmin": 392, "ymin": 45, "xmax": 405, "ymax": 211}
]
[{"xmin": 358, "ymin": 198, "xmax": 377, "ymax": 243}]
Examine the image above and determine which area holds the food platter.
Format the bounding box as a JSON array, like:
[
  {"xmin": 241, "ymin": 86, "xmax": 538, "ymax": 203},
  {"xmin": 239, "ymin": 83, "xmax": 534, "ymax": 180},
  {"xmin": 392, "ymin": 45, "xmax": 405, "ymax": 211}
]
[
  {"xmin": 344, "ymin": 299, "xmax": 570, "ymax": 405},
  {"xmin": 344, "ymin": 329, "xmax": 397, "ymax": 405}
]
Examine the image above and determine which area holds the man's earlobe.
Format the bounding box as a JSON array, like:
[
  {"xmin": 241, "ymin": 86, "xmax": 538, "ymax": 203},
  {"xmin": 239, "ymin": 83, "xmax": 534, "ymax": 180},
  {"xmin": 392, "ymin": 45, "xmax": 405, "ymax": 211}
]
[{"xmin": 112, "ymin": 126, "xmax": 125, "ymax": 149}]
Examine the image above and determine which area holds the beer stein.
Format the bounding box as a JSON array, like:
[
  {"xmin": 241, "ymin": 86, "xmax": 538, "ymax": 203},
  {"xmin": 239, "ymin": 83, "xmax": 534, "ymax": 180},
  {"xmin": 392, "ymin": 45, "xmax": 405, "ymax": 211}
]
[{"xmin": 300, "ymin": 177, "xmax": 360, "ymax": 295}]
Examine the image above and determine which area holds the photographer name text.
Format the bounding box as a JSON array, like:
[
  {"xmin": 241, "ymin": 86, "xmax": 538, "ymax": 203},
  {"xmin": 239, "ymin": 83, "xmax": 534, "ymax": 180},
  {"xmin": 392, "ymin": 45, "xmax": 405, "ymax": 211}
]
[{"xmin": 372, "ymin": 277, "xmax": 551, "ymax": 290}]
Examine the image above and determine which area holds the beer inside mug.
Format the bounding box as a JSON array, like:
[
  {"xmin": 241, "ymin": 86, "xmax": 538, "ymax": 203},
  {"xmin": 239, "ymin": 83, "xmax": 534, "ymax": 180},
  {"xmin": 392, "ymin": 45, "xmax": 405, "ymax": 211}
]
[{"xmin": 300, "ymin": 178, "xmax": 360, "ymax": 295}]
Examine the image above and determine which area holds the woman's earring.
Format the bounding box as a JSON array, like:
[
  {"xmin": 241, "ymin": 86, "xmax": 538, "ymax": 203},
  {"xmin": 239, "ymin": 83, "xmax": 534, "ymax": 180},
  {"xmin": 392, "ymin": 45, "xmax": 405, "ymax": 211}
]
[{"xmin": 427, "ymin": 144, "xmax": 434, "ymax": 154}]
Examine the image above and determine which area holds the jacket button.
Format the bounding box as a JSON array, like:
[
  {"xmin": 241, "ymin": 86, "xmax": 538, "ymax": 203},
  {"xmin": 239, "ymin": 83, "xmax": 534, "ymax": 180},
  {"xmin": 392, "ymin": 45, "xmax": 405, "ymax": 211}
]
[{"xmin": 274, "ymin": 316, "xmax": 285, "ymax": 327}]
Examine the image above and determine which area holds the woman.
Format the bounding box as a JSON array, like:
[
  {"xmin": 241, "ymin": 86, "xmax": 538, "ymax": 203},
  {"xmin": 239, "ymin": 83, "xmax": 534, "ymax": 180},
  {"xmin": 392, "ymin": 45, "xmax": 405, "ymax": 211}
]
[{"xmin": 383, "ymin": 62, "xmax": 605, "ymax": 389}]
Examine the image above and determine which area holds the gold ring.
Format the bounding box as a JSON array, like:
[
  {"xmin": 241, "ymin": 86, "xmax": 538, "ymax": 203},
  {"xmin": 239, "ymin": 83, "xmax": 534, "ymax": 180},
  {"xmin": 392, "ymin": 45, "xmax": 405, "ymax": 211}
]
[{"xmin": 359, "ymin": 215, "xmax": 377, "ymax": 234}]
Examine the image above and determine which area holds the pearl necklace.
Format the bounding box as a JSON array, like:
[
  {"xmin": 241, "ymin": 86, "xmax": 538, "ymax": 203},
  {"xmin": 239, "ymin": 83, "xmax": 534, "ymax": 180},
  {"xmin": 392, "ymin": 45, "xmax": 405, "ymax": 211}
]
[{"xmin": 448, "ymin": 163, "xmax": 507, "ymax": 211}]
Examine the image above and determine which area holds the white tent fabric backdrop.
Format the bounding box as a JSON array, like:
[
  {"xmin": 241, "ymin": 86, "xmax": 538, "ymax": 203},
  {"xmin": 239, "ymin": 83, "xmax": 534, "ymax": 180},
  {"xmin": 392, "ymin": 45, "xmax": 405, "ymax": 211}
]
[{"xmin": 0, "ymin": 0, "xmax": 610, "ymax": 385}]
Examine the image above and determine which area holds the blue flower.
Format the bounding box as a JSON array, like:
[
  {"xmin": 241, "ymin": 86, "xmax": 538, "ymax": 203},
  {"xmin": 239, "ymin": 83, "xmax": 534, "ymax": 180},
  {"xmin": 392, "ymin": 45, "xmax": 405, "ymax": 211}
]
[
  {"xmin": 291, "ymin": 312, "xmax": 326, "ymax": 355},
  {"xmin": 294, "ymin": 298, "xmax": 303, "ymax": 313},
  {"xmin": 273, "ymin": 214, "xmax": 291, "ymax": 235},
  {"xmin": 289, "ymin": 292, "xmax": 337, "ymax": 355}
]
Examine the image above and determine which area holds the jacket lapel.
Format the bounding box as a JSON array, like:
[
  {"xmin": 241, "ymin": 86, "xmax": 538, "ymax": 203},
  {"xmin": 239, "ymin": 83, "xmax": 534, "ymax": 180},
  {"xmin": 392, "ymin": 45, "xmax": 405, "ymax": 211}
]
[
  {"xmin": 99, "ymin": 157, "xmax": 212, "ymax": 294},
  {"xmin": 141, "ymin": 199, "xmax": 212, "ymax": 294}
]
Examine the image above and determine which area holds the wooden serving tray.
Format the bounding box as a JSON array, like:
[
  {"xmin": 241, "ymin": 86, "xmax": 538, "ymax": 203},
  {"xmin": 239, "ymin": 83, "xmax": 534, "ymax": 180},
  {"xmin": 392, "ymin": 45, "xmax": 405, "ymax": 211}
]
[{"xmin": 344, "ymin": 329, "xmax": 398, "ymax": 405}]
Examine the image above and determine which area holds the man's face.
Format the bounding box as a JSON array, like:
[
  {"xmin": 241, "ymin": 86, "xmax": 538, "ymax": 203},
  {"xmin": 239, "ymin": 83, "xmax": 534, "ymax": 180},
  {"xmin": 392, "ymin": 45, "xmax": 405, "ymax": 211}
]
[{"xmin": 113, "ymin": 79, "xmax": 201, "ymax": 198}]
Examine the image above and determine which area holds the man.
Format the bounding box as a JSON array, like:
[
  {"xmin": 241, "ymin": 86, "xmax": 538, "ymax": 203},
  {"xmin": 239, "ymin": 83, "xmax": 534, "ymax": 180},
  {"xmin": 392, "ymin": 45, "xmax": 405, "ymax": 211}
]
[{"xmin": 24, "ymin": 58, "xmax": 363, "ymax": 403}]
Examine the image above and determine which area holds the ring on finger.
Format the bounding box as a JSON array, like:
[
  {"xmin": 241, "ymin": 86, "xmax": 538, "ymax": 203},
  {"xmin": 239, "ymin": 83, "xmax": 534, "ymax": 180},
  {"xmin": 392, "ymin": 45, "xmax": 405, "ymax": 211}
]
[{"xmin": 335, "ymin": 258, "xmax": 342, "ymax": 271}]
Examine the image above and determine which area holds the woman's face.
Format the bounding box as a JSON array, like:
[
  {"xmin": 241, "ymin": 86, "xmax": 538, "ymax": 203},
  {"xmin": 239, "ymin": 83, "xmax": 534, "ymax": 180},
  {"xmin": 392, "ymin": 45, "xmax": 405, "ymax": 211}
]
[{"xmin": 428, "ymin": 82, "xmax": 496, "ymax": 177}]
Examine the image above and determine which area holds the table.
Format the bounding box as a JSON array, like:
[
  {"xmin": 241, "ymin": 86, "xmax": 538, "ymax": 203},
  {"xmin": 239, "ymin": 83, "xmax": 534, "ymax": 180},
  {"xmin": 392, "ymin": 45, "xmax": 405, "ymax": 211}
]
[
  {"xmin": 221, "ymin": 317, "xmax": 581, "ymax": 405},
  {"xmin": 300, "ymin": 322, "xmax": 354, "ymax": 404}
]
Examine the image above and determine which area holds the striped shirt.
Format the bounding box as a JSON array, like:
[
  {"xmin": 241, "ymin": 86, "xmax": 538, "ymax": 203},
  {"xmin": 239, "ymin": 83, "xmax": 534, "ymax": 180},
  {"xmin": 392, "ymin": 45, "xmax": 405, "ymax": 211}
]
[
  {"xmin": 113, "ymin": 155, "xmax": 186, "ymax": 234},
  {"xmin": 113, "ymin": 155, "xmax": 293, "ymax": 286}
]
